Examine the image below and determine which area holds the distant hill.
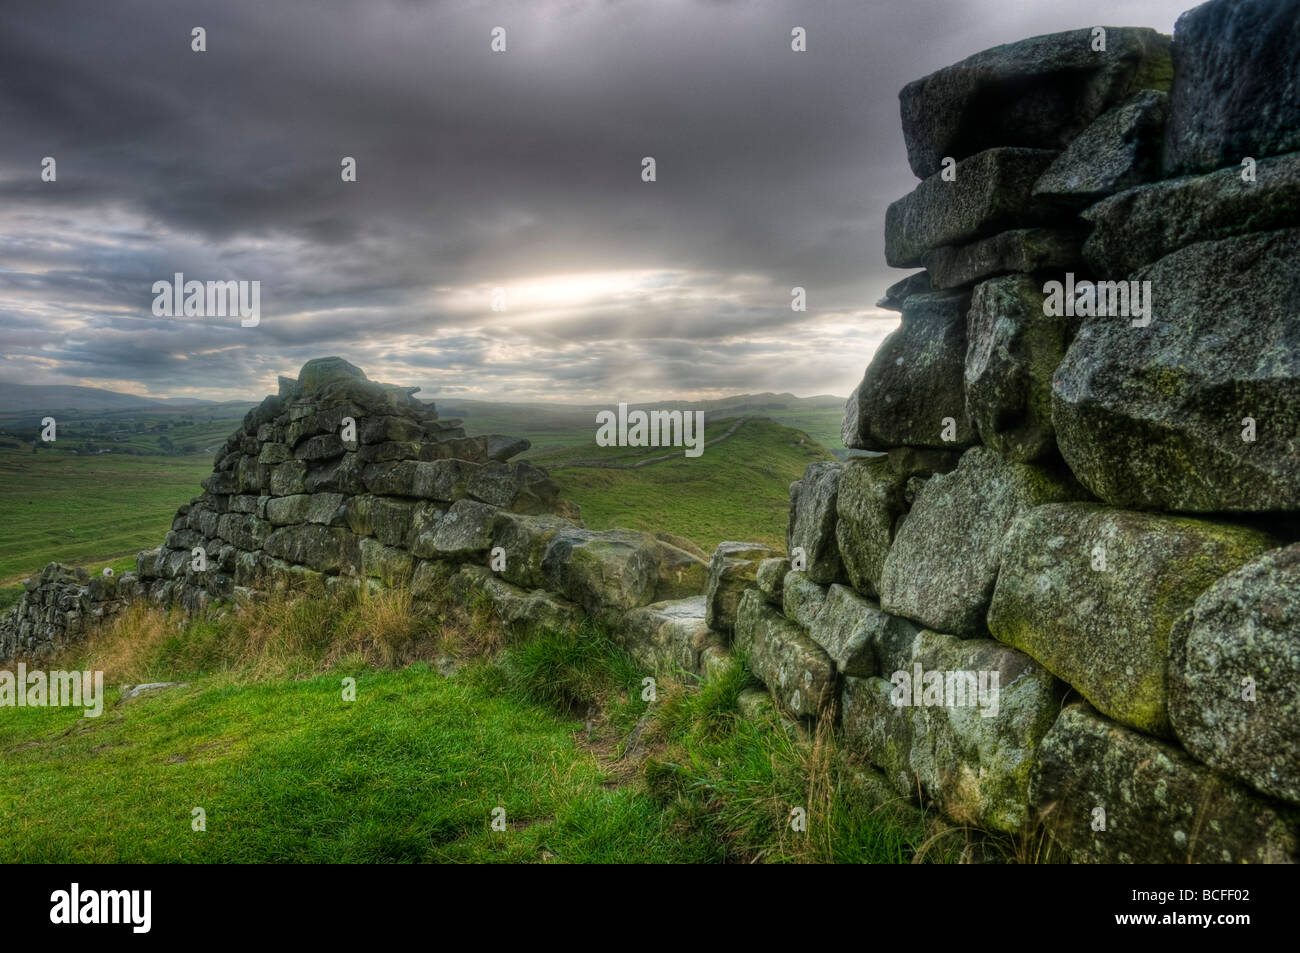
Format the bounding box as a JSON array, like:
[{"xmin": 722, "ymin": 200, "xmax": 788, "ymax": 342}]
[
  {"xmin": 435, "ymin": 392, "xmax": 848, "ymax": 453},
  {"xmin": 0, "ymin": 382, "xmax": 218, "ymax": 414}
]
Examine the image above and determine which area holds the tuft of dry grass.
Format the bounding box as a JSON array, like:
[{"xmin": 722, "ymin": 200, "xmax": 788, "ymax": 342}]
[{"xmin": 58, "ymin": 579, "xmax": 507, "ymax": 684}]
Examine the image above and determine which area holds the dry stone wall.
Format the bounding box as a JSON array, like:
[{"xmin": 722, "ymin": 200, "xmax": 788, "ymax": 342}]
[
  {"xmin": 827, "ymin": 0, "xmax": 1300, "ymax": 862},
  {"xmin": 2, "ymin": 0, "xmax": 1297, "ymax": 864}
]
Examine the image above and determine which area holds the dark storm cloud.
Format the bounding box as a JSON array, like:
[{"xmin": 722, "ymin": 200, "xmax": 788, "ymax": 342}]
[{"xmin": 0, "ymin": 0, "xmax": 1190, "ymax": 401}]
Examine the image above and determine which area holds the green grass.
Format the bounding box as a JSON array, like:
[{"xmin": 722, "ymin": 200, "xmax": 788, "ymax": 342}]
[
  {"xmin": 540, "ymin": 418, "xmax": 833, "ymax": 552},
  {"xmin": 0, "ymin": 665, "xmax": 714, "ymax": 863},
  {"xmin": 0, "ymin": 589, "xmax": 949, "ymax": 863},
  {"xmin": 0, "ymin": 447, "xmax": 212, "ymax": 586}
]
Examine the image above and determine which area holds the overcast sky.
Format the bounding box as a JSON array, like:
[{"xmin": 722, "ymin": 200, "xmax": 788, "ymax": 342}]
[{"xmin": 0, "ymin": 0, "xmax": 1193, "ymax": 404}]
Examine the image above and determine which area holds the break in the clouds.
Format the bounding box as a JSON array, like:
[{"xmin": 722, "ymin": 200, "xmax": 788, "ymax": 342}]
[{"xmin": 0, "ymin": 0, "xmax": 1191, "ymax": 403}]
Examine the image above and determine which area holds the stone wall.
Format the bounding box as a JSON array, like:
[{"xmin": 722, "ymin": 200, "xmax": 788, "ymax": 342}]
[
  {"xmin": 2, "ymin": 0, "xmax": 1296, "ymax": 863},
  {"xmin": 829, "ymin": 0, "xmax": 1300, "ymax": 862},
  {"xmin": 0, "ymin": 565, "xmax": 129, "ymax": 660}
]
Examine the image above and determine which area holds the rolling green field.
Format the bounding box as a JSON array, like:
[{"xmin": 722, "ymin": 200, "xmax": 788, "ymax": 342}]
[
  {"xmin": 0, "ymin": 448, "xmax": 213, "ymax": 588},
  {"xmin": 538, "ymin": 418, "xmax": 833, "ymax": 551}
]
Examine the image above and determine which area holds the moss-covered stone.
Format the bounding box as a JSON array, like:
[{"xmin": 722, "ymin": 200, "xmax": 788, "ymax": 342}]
[
  {"xmin": 880, "ymin": 447, "xmax": 1080, "ymax": 636},
  {"xmin": 842, "ymin": 292, "xmax": 976, "ymax": 451},
  {"xmin": 1054, "ymin": 229, "xmax": 1300, "ymax": 511},
  {"xmin": 734, "ymin": 589, "xmax": 836, "ymax": 718},
  {"xmin": 989, "ymin": 503, "xmax": 1277, "ymax": 737},
  {"xmin": 841, "ymin": 629, "xmax": 1062, "ymax": 834},
  {"xmin": 1032, "ymin": 704, "xmax": 1299, "ymax": 863},
  {"xmin": 1170, "ymin": 543, "xmax": 1300, "ymax": 806}
]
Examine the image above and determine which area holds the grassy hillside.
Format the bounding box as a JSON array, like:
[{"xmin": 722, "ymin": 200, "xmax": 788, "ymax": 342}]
[
  {"xmin": 539, "ymin": 417, "xmax": 833, "ymax": 551},
  {"xmin": 446, "ymin": 393, "xmax": 846, "ymax": 456},
  {"xmin": 0, "ymin": 448, "xmax": 212, "ymax": 588}
]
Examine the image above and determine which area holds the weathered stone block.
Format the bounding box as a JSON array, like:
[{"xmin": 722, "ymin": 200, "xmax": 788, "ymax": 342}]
[
  {"xmin": 989, "ymin": 503, "xmax": 1276, "ymax": 737},
  {"xmin": 899, "ymin": 27, "xmax": 1171, "ymax": 178},
  {"xmin": 925, "ymin": 228, "xmax": 1083, "ymax": 291},
  {"xmin": 1033, "ymin": 90, "xmax": 1168, "ymax": 203},
  {"xmin": 1082, "ymin": 151, "xmax": 1300, "ymax": 278},
  {"xmin": 703, "ymin": 541, "xmax": 777, "ymax": 633},
  {"xmin": 542, "ymin": 528, "xmax": 661, "ymax": 615},
  {"xmin": 885, "ymin": 149, "xmax": 1059, "ymax": 267},
  {"xmin": 1162, "ymin": 0, "xmax": 1300, "ymax": 174},
  {"xmin": 880, "ymin": 447, "xmax": 1079, "ymax": 636},
  {"xmin": 835, "ymin": 448, "xmax": 960, "ymax": 598},
  {"xmin": 965, "ymin": 274, "xmax": 1075, "ymax": 462},
  {"xmin": 1170, "ymin": 543, "xmax": 1300, "ymax": 806},
  {"xmin": 1053, "ymin": 229, "xmax": 1300, "ymax": 511},
  {"xmin": 842, "ymin": 629, "xmax": 1061, "ymax": 834},
  {"xmin": 786, "ymin": 461, "xmax": 842, "ymax": 584},
  {"xmin": 734, "ymin": 590, "xmax": 836, "ymax": 718},
  {"xmin": 842, "ymin": 291, "xmax": 976, "ymax": 450},
  {"xmin": 1032, "ymin": 704, "xmax": 1299, "ymax": 863}
]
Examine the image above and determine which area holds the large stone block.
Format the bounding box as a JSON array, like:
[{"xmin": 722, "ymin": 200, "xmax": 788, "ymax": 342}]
[
  {"xmin": 268, "ymin": 461, "xmax": 307, "ymax": 496},
  {"xmin": 1053, "ymin": 229, "xmax": 1300, "ymax": 512},
  {"xmin": 781, "ymin": 571, "xmax": 828, "ymax": 629},
  {"xmin": 875, "ymin": 271, "xmax": 931, "ymax": 311},
  {"xmin": 885, "ymin": 149, "xmax": 1059, "ymax": 267},
  {"xmin": 834, "ymin": 449, "xmax": 960, "ymax": 598},
  {"xmin": 925, "ymin": 228, "xmax": 1083, "ymax": 291},
  {"xmin": 880, "ymin": 448, "xmax": 1079, "ymax": 636},
  {"xmin": 261, "ymin": 524, "xmax": 360, "ymax": 574},
  {"xmin": 303, "ymin": 452, "xmax": 365, "ymax": 495},
  {"xmin": 452, "ymin": 565, "xmax": 582, "ymax": 636},
  {"xmin": 965, "ymin": 274, "xmax": 1075, "ymax": 462},
  {"xmin": 466, "ymin": 461, "xmax": 560, "ymax": 514},
  {"xmin": 989, "ymin": 503, "xmax": 1276, "ymax": 737},
  {"xmin": 265, "ymin": 494, "xmax": 312, "ymax": 526},
  {"xmin": 491, "ymin": 512, "xmax": 572, "ymax": 589},
  {"xmin": 297, "ymin": 356, "xmax": 367, "ymax": 395},
  {"xmin": 215, "ymin": 513, "xmax": 271, "ymax": 552},
  {"xmin": 1032, "ymin": 704, "xmax": 1299, "ymax": 863},
  {"xmin": 428, "ymin": 499, "xmax": 500, "ymax": 561},
  {"xmin": 842, "ymin": 628, "xmax": 1061, "ymax": 834},
  {"xmin": 755, "ymin": 557, "xmax": 791, "ymax": 605},
  {"xmin": 899, "ymin": 27, "xmax": 1171, "ymax": 179},
  {"xmin": 1032, "ymin": 90, "xmax": 1168, "ymax": 204},
  {"xmin": 1170, "ymin": 543, "xmax": 1300, "ymax": 806},
  {"xmin": 358, "ymin": 537, "xmax": 414, "ymax": 584},
  {"xmin": 362, "ymin": 459, "xmax": 478, "ymax": 502},
  {"xmin": 358, "ymin": 414, "xmax": 424, "ymax": 445},
  {"xmin": 1162, "ymin": 0, "xmax": 1300, "ymax": 175},
  {"xmin": 343, "ymin": 495, "xmax": 417, "ymax": 547},
  {"xmin": 807, "ymin": 584, "xmax": 917, "ymax": 679},
  {"xmin": 295, "ymin": 433, "xmax": 346, "ymax": 462},
  {"xmin": 1083, "ymin": 150, "xmax": 1300, "ymax": 278},
  {"xmin": 786, "ymin": 461, "xmax": 842, "ymax": 584},
  {"xmin": 542, "ymin": 528, "xmax": 661, "ymax": 615},
  {"xmin": 734, "ymin": 589, "xmax": 836, "ymax": 718},
  {"xmin": 703, "ymin": 541, "xmax": 777, "ymax": 633},
  {"xmin": 405, "ymin": 502, "xmax": 447, "ymax": 559},
  {"xmin": 842, "ymin": 291, "xmax": 976, "ymax": 451},
  {"xmin": 618, "ymin": 596, "xmax": 717, "ymax": 674}
]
